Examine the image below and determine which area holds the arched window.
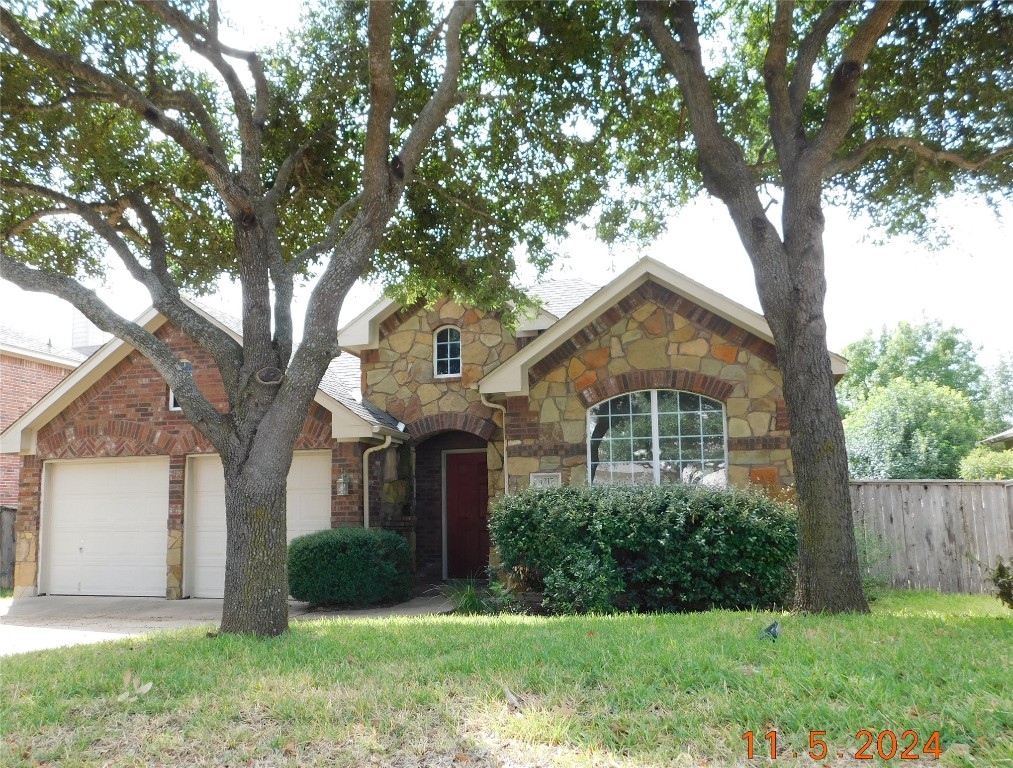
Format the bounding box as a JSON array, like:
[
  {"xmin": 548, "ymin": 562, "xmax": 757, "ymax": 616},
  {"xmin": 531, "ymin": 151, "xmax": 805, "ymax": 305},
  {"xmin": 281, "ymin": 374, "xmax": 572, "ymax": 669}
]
[
  {"xmin": 434, "ymin": 326, "xmax": 461, "ymax": 377},
  {"xmin": 587, "ymin": 389, "xmax": 726, "ymax": 486}
]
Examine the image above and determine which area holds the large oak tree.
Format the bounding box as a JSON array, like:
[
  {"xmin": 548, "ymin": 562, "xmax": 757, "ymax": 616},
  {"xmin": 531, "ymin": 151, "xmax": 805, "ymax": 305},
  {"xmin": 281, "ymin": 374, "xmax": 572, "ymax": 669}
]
[
  {"xmin": 1, "ymin": 0, "xmax": 611, "ymax": 635},
  {"xmin": 496, "ymin": 0, "xmax": 1012, "ymax": 611}
]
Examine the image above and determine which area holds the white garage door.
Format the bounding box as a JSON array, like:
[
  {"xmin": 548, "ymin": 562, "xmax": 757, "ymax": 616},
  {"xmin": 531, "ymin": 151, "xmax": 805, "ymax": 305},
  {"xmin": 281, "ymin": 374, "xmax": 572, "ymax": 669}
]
[
  {"xmin": 187, "ymin": 451, "xmax": 332, "ymax": 598},
  {"xmin": 44, "ymin": 458, "xmax": 169, "ymax": 596}
]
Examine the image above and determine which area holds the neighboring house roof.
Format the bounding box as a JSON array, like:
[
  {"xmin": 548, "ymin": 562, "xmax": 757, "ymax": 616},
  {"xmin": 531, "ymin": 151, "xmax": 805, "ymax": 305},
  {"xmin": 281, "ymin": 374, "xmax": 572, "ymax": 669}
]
[
  {"xmin": 0, "ymin": 324, "xmax": 86, "ymax": 368},
  {"xmin": 480, "ymin": 257, "xmax": 848, "ymax": 396},
  {"xmin": 0, "ymin": 301, "xmax": 403, "ymax": 456},
  {"xmin": 981, "ymin": 426, "xmax": 1013, "ymax": 447}
]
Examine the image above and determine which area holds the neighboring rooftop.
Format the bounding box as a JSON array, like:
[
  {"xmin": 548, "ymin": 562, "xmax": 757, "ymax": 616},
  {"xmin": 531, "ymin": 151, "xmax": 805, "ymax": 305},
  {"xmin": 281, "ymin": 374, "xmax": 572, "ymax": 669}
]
[
  {"xmin": 0, "ymin": 324, "xmax": 87, "ymax": 366},
  {"xmin": 528, "ymin": 278, "xmax": 599, "ymax": 319},
  {"xmin": 981, "ymin": 426, "xmax": 1013, "ymax": 447}
]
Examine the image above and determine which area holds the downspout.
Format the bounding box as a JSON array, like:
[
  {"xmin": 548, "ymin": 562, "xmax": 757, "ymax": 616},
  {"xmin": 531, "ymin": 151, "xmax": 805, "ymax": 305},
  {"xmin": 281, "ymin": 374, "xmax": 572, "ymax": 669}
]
[
  {"xmin": 480, "ymin": 393, "xmax": 509, "ymax": 496},
  {"xmin": 362, "ymin": 435, "xmax": 392, "ymax": 529}
]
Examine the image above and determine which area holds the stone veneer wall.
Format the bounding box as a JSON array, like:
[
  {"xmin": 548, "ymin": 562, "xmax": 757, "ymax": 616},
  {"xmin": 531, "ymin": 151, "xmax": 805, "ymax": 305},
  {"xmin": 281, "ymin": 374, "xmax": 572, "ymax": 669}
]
[
  {"xmin": 360, "ymin": 298, "xmax": 510, "ymax": 495},
  {"xmin": 504, "ymin": 281, "xmax": 793, "ymax": 491}
]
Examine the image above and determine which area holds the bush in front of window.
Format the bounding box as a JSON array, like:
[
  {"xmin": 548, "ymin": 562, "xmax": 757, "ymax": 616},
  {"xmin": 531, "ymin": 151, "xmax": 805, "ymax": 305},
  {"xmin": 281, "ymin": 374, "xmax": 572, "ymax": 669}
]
[
  {"xmin": 288, "ymin": 528, "xmax": 413, "ymax": 608},
  {"xmin": 489, "ymin": 484, "xmax": 797, "ymax": 614}
]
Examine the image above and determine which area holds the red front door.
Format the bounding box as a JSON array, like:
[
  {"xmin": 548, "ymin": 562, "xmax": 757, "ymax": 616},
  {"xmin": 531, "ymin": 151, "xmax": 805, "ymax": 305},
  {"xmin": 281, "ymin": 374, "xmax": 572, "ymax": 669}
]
[{"xmin": 445, "ymin": 452, "xmax": 489, "ymax": 578}]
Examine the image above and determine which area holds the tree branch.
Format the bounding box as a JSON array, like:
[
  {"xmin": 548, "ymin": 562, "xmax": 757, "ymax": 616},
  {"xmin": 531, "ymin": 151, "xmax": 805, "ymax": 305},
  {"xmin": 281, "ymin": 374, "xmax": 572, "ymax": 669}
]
[
  {"xmin": 265, "ymin": 124, "xmax": 338, "ymax": 209},
  {"xmin": 398, "ymin": 1, "xmax": 478, "ymax": 170},
  {"xmin": 139, "ymin": 0, "xmax": 268, "ymax": 190},
  {"xmin": 149, "ymin": 84, "xmax": 228, "ymax": 163},
  {"xmin": 0, "ymin": 8, "xmax": 249, "ymax": 213},
  {"xmin": 789, "ymin": 1, "xmax": 852, "ymax": 118},
  {"xmin": 364, "ymin": 0, "xmax": 396, "ymax": 196},
  {"xmin": 808, "ymin": 1, "xmax": 902, "ymax": 167},
  {"xmin": 762, "ymin": 0, "xmax": 796, "ymax": 162},
  {"xmin": 0, "ymin": 254, "xmax": 232, "ymax": 448},
  {"xmin": 826, "ymin": 137, "xmax": 1013, "ymax": 178}
]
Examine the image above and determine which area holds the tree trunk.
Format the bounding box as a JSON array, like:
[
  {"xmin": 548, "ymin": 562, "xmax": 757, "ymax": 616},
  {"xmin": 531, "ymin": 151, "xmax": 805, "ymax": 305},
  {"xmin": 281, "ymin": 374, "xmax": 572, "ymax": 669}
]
[
  {"xmin": 219, "ymin": 458, "xmax": 291, "ymax": 635},
  {"xmin": 757, "ymin": 193, "xmax": 869, "ymax": 614}
]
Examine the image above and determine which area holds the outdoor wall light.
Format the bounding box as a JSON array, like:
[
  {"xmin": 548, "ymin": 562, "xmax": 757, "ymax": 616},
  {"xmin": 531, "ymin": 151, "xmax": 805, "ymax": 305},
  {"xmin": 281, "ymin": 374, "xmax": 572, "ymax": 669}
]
[{"xmin": 336, "ymin": 472, "xmax": 353, "ymax": 496}]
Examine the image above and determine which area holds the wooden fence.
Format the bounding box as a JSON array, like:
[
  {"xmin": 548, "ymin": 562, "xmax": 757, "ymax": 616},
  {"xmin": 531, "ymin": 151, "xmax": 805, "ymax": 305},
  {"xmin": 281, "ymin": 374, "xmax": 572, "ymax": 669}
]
[
  {"xmin": 850, "ymin": 480, "xmax": 1013, "ymax": 594},
  {"xmin": 0, "ymin": 506, "xmax": 15, "ymax": 591}
]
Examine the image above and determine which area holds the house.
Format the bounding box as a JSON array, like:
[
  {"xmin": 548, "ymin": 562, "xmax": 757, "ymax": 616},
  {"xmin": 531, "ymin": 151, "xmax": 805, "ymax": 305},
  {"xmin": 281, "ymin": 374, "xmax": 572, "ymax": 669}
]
[
  {"xmin": 0, "ymin": 326, "xmax": 85, "ymax": 508},
  {"xmin": 981, "ymin": 426, "xmax": 1013, "ymax": 450},
  {"xmin": 2, "ymin": 258, "xmax": 847, "ymax": 598}
]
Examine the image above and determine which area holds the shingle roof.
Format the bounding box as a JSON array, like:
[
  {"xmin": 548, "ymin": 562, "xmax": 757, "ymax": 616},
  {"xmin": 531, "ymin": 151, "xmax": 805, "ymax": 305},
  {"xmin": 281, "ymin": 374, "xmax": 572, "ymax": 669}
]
[
  {"xmin": 320, "ymin": 352, "xmax": 402, "ymax": 431},
  {"xmin": 528, "ymin": 278, "xmax": 600, "ymax": 318},
  {"xmin": 0, "ymin": 324, "xmax": 86, "ymax": 364}
]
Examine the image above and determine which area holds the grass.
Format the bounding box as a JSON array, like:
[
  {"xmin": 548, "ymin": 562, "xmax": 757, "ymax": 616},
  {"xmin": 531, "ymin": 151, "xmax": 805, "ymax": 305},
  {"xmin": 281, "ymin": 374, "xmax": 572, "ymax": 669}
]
[{"xmin": 1, "ymin": 590, "xmax": 1010, "ymax": 767}]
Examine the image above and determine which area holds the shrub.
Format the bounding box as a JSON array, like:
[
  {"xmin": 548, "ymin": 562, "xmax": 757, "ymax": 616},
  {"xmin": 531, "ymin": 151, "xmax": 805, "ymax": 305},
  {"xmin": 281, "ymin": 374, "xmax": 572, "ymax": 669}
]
[
  {"xmin": 958, "ymin": 445, "xmax": 1013, "ymax": 480},
  {"xmin": 489, "ymin": 484, "xmax": 797, "ymax": 614},
  {"xmin": 854, "ymin": 524, "xmax": 893, "ymax": 601},
  {"xmin": 986, "ymin": 557, "xmax": 1013, "ymax": 611},
  {"xmin": 288, "ymin": 527, "xmax": 413, "ymax": 607}
]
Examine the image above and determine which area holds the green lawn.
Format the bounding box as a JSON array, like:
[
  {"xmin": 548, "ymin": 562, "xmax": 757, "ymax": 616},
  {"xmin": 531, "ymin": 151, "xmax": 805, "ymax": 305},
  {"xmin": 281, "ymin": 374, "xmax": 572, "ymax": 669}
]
[{"xmin": 2, "ymin": 591, "xmax": 1010, "ymax": 767}]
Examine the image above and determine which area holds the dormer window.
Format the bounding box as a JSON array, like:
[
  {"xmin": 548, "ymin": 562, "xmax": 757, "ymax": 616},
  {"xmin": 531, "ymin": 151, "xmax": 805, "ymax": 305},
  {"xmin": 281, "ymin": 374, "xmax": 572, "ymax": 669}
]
[
  {"xmin": 169, "ymin": 360, "xmax": 194, "ymax": 411},
  {"xmin": 434, "ymin": 327, "xmax": 461, "ymax": 378}
]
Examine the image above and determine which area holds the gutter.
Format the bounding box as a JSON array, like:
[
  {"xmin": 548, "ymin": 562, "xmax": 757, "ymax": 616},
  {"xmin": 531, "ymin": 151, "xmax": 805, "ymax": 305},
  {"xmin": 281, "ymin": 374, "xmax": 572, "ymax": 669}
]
[{"xmin": 480, "ymin": 392, "xmax": 509, "ymax": 496}]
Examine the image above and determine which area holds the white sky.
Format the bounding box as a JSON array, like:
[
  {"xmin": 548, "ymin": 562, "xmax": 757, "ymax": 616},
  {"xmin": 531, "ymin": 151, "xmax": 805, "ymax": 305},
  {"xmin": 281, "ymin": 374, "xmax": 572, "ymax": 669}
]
[{"xmin": 2, "ymin": 3, "xmax": 1009, "ymax": 366}]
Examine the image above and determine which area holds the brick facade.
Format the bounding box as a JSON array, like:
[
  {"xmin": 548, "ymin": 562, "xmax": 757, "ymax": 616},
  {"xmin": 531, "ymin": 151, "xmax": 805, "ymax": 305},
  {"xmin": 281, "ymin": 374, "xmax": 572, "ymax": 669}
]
[
  {"xmin": 0, "ymin": 353, "xmax": 75, "ymax": 505},
  {"xmin": 13, "ymin": 321, "xmax": 359, "ymax": 598}
]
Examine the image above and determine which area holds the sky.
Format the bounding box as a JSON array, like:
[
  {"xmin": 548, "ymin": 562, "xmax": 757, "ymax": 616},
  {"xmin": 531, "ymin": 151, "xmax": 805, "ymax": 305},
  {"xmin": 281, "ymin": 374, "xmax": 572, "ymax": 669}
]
[{"xmin": 2, "ymin": 3, "xmax": 1010, "ymax": 366}]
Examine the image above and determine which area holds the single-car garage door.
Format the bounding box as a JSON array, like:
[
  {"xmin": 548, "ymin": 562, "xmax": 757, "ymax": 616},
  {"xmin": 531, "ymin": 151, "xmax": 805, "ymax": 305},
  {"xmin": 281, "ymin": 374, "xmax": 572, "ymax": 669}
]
[
  {"xmin": 186, "ymin": 451, "xmax": 332, "ymax": 598},
  {"xmin": 44, "ymin": 457, "xmax": 169, "ymax": 596}
]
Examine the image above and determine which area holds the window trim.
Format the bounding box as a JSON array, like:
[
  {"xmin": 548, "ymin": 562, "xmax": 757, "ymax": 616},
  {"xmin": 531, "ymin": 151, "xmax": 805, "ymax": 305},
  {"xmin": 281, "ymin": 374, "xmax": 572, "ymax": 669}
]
[
  {"xmin": 585, "ymin": 388, "xmax": 728, "ymax": 486},
  {"xmin": 168, "ymin": 360, "xmax": 194, "ymax": 411},
  {"xmin": 433, "ymin": 325, "xmax": 462, "ymax": 379}
]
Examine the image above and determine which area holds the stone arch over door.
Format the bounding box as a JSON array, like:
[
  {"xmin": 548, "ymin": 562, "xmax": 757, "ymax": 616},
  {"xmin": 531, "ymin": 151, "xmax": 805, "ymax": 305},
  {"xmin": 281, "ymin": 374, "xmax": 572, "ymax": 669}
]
[{"xmin": 408, "ymin": 412, "xmax": 496, "ymax": 444}]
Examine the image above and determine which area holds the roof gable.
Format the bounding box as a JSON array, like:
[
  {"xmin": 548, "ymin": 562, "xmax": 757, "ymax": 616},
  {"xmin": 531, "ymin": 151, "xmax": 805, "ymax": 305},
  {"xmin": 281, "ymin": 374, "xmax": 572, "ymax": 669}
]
[
  {"xmin": 2, "ymin": 302, "xmax": 402, "ymax": 455},
  {"xmin": 480, "ymin": 257, "xmax": 847, "ymax": 396}
]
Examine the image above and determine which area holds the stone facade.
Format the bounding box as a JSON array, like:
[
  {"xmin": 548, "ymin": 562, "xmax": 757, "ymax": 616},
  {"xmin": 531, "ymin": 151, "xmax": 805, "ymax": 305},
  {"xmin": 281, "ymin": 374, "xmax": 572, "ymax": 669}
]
[
  {"xmin": 361, "ymin": 298, "xmax": 510, "ymax": 495},
  {"xmin": 503, "ymin": 280, "xmax": 792, "ymax": 491}
]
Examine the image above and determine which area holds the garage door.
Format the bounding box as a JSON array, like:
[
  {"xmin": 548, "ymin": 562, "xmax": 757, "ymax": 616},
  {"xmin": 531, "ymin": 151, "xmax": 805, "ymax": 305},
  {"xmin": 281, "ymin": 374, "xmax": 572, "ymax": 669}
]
[
  {"xmin": 44, "ymin": 458, "xmax": 169, "ymax": 596},
  {"xmin": 187, "ymin": 451, "xmax": 332, "ymax": 598}
]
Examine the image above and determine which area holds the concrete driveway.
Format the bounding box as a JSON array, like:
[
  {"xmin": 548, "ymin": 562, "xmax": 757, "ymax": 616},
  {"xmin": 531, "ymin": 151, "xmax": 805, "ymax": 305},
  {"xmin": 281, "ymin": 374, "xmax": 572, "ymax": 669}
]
[{"xmin": 1, "ymin": 592, "xmax": 451, "ymax": 656}]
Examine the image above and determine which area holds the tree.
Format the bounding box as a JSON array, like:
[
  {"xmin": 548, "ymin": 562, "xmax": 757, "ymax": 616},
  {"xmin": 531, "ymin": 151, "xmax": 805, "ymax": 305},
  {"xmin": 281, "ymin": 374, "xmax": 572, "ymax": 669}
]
[
  {"xmin": 836, "ymin": 320, "xmax": 985, "ymax": 418},
  {"xmin": 981, "ymin": 354, "xmax": 1013, "ymax": 437},
  {"xmin": 0, "ymin": 1, "xmax": 613, "ymax": 635},
  {"xmin": 959, "ymin": 445, "xmax": 1013, "ymax": 481},
  {"xmin": 503, "ymin": 1, "xmax": 1012, "ymax": 611},
  {"xmin": 844, "ymin": 379, "xmax": 980, "ymax": 479}
]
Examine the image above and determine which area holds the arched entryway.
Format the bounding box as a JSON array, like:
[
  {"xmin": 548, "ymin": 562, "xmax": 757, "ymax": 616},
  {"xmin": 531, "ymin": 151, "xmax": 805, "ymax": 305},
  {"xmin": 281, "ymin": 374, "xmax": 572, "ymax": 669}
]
[{"xmin": 413, "ymin": 430, "xmax": 490, "ymax": 579}]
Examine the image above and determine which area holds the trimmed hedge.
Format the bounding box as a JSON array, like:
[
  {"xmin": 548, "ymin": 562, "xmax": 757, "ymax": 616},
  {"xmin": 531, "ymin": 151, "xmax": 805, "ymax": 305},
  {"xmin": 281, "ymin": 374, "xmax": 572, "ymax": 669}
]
[
  {"xmin": 489, "ymin": 484, "xmax": 797, "ymax": 614},
  {"xmin": 288, "ymin": 527, "xmax": 413, "ymax": 607}
]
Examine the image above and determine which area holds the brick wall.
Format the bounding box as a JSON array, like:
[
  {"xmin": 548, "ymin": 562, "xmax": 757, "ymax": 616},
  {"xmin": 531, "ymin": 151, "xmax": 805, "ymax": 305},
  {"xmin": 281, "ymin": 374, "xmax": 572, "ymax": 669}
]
[
  {"xmin": 13, "ymin": 320, "xmax": 346, "ymax": 597},
  {"xmin": 0, "ymin": 353, "xmax": 74, "ymax": 505}
]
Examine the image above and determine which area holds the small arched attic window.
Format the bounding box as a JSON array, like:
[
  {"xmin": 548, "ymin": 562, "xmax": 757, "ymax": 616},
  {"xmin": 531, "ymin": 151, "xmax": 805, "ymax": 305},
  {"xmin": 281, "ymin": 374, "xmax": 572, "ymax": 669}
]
[{"xmin": 434, "ymin": 326, "xmax": 461, "ymax": 378}]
